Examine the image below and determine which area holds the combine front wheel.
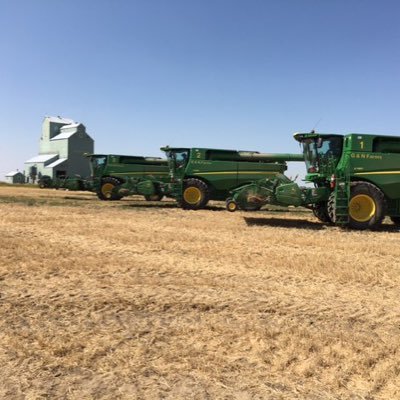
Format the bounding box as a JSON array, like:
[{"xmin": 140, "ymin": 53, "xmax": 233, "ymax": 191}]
[
  {"xmin": 327, "ymin": 192, "xmax": 337, "ymax": 223},
  {"xmin": 181, "ymin": 178, "xmax": 210, "ymax": 210},
  {"xmin": 312, "ymin": 202, "xmax": 331, "ymax": 223},
  {"xmin": 348, "ymin": 182, "xmax": 386, "ymax": 230},
  {"xmin": 97, "ymin": 177, "xmax": 123, "ymax": 201}
]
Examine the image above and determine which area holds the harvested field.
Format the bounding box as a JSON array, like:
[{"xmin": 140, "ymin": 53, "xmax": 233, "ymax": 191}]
[{"xmin": 0, "ymin": 185, "xmax": 399, "ymax": 399}]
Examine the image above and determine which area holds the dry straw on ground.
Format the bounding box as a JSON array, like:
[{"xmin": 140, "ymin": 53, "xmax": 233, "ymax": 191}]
[{"xmin": 0, "ymin": 186, "xmax": 399, "ymax": 399}]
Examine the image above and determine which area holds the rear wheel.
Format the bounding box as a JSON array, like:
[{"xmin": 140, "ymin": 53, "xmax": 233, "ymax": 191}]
[
  {"xmin": 181, "ymin": 178, "xmax": 210, "ymax": 210},
  {"xmin": 97, "ymin": 177, "xmax": 123, "ymax": 201},
  {"xmin": 312, "ymin": 202, "xmax": 331, "ymax": 223},
  {"xmin": 348, "ymin": 182, "xmax": 385, "ymax": 230},
  {"xmin": 145, "ymin": 194, "xmax": 164, "ymax": 201}
]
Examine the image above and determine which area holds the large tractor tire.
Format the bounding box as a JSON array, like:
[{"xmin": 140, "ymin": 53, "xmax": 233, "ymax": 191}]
[
  {"xmin": 327, "ymin": 192, "xmax": 337, "ymax": 223},
  {"xmin": 312, "ymin": 202, "xmax": 331, "ymax": 223},
  {"xmin": 97, "ymin": 177, "xmax": 123, "ymax": 201},
  {"xmin": 347, "ymin": 182, "xmax": 386, "ymax": 230},
  {"xmin": 181, "ymin": 178, "xmax": 210, "ymax": 210},
  {"xmin": 145, "ymin": 193, "xmax": 164, "ymax": 201}
]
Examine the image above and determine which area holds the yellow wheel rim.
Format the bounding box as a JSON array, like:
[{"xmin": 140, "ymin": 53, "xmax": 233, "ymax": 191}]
[
  {"xmin": 101, "ymin": 183, "xmax": 115, "ymax": 199},
  {"xmin": 227, "ymin": 202, "xmax": 237, "ymax": 211},
  {"xmin": 183, "ymin": 187, "xmax": 202, "ymax": 205},
  {"xmin": 349, "ymin": 194, "xmax": 376, "ymax": 222}
]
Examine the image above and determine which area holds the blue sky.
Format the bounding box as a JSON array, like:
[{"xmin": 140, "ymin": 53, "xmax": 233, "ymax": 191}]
[{"xmin": 1, "ymin": 0, "xmax": 400, "ymax": 180}]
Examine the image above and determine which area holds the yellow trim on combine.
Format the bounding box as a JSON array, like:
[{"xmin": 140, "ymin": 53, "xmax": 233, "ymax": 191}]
[
  {"xmin": 354, "ymin": 171, "xmax": 400, "ymax": 175},
  {"xmin": 194, "ymin": 171, "xmax": 279, "ymax": 175}
]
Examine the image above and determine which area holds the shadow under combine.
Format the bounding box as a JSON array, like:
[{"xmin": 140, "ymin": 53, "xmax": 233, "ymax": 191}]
[
  {"xmin": 63, "ymin": 196, "xmax": 96, "ymax": 201},
  {"xmin": 120, "ymin": 201, "xmax": 226, "ymax": 211},
  {"xmin": 244, "ymin": 216, "xmax": 326, "ymax": 230},
  {"xmin": 121, "ymin": 202, "xmax": 178, "ymax": 209},
  {"xmin": 244, "ymin": 216, "xmax": 400, "ymax": 233},
  {"xmin": 369, "ymin": 224, "xmax": 400, "ymax": 233}
]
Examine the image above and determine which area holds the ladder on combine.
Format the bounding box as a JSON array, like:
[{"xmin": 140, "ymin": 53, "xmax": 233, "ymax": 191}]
[{"xmin": 334, "ymin": 168, "xmax": 350, "ymax": 225}]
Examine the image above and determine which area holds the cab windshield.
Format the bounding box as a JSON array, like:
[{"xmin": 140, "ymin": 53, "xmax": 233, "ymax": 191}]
[
  {"xmin": 166, "ymin": 150, "xmax": 189, "ymax": 169},
  {"xmin": 302, "ymin": 136, "xmax": 343, "ymax": 173},
  {"xmin": 90, "ymin": 156, "xmax": 107, "ymax": 175}
]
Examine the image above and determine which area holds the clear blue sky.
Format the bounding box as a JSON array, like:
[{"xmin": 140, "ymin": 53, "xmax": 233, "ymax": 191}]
[{"xmin": 1, "ymin": 0, "xmax": 400, "ymax": 180}]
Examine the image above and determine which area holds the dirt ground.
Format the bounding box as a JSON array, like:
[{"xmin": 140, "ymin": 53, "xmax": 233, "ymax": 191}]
[{"xmin": 0, "ymin": 185, "xmax": 399, "ymax": 399}]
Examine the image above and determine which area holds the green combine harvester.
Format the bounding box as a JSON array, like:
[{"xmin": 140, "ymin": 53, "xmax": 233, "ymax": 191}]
[
  {"xmin": 88, "ymin": 154, "xmax": 169, "ymax": 201},
  {"xmin": 226, "ymin": 132, "xmax": 400, "ymax": 230},
  {"xmin": 163, "ymin": 146, "xmax": 304, "ymax": 209},
  {"xmin": 38, "ymin": 154, "xmax": 170, "ymax": 202},
  {"xmin": 115, "ymin": 146, "xmax": 304, "ymax": 209}
]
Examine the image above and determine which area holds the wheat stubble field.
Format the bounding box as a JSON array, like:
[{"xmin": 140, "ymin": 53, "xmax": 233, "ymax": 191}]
[{"xmin": 0, "ymin": 186, "xmax": 399, "ymax": 399}]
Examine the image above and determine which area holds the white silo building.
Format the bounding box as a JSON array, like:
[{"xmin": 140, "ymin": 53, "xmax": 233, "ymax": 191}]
[{"xmin": 24, "ymin": 116, "xmax": 94, "ymax": 183}]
